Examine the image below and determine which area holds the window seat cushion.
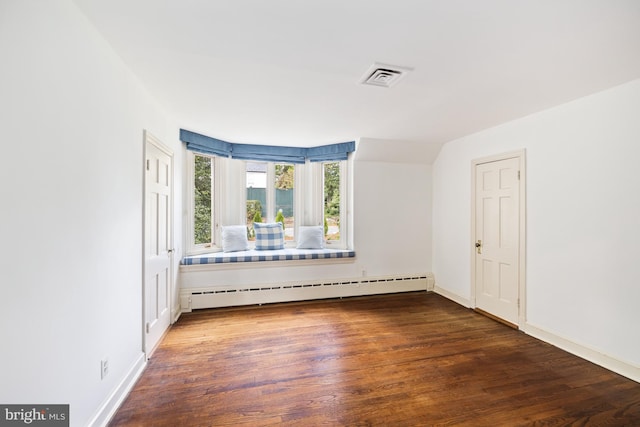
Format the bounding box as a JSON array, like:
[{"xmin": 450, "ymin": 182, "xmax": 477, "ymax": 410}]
[{"xmin": 181, "ymin": 248, "xmax": 356, "ymax": 265}]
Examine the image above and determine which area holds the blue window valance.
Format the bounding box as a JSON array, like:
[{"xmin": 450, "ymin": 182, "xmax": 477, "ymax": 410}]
[
  {"xmin": 306, "ymin": 141, "xmax": 357, "ymax": 162},
  {"xmin": 231, "ymin": 143, "xmax": 308, "ymax": 164},
  {"xmin": 180, "ymin": 130, "xmax": 231, "ymax": 157},
  {"xmin": 180, "ymin": 129, "xmax": 355, "ymax": 163}
]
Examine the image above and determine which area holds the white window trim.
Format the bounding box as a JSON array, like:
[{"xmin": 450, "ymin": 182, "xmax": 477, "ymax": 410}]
[
  {"xmin": 243, "ymin": 161, "xmax": 299, "ymax": 248},
  {"xmin": 185, "ymin": 151, "xmax": 221, "ymax": 255},
  {"xmin": 185, "ymin": 152, "xmax": 353, "ymax": 256},
  {"xmin": 322, "ymin": 159, "xmax": 349, "ymax": 250}
]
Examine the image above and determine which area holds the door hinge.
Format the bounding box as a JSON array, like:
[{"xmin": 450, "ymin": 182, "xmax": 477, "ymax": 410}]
[
  {"xmin": 146, "ymin": 322, "xmax": 150, "ymax": 333},
  {"xmin": 517, "ymin": 170, "xmax": 520, "ymax": 180},
  {"xmin": 146, "ymin": 159, "xmax": 150, "ymax": 171}
]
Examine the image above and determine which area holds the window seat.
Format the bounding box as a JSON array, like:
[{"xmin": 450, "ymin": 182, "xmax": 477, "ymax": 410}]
[{"xmin": 181, "ymin": 248, "xmax": 356, "ymax": 265}]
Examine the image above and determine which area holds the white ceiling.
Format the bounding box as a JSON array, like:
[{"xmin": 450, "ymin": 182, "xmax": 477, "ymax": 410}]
[{"xmin": 73, "ymin": 0, "xmax": 640, "ymax": 156}]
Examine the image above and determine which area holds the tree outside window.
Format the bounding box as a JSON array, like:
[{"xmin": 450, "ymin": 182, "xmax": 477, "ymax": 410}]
[
  {"xmin": 324, "ymin": 162, "xmax": 340, "ymax": 240},
  {"xmin": 275, "ymin": 164, "xmax": 294, "ymax": 240},
  {"xmin": 194, "ymin": 154, "xmax": 212, "ymax": 246}
]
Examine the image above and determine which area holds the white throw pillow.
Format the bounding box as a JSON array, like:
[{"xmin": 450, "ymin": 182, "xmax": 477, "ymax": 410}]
[
  {"xmin": 296, "ymin": 226, "xmax": 325, "ymax": 249},
  {"xmin": 221, "ymin": 225, "xmax": 249, "ymax": 252}
]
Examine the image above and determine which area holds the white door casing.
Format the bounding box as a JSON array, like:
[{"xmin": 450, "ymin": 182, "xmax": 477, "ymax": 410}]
[
  {"xmin": 471, "ymin": 151, "xmax": 526, "ymax": 326},
  {"xmin": 143, "ymin": 131, "xmax": 173, "ymax": 356}
]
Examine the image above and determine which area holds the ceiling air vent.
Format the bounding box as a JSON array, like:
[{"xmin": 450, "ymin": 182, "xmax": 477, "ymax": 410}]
[{"xmin": 360, "ymin": 62, "xmax": 412, "ymax": 88}]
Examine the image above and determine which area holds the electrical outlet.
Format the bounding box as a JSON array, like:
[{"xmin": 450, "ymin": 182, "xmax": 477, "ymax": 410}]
[{"xmin": 101, "ymin": 358, "xmax": 109, "ymax": 380}]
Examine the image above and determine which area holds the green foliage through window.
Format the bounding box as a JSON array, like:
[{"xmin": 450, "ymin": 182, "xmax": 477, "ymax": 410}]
[
  {"xmin": 275, "ymin": 164, "xmax": 294, "ymax": 189},
  {"xmin": 275, "ymin": 209, "xmax": 285, "ymax": 229},
  {"xmin": 246, "ymin": 200, "xmax": 263, "ymax": 224},
  {"xmin": 324, "ymin": 162, "xmax": 340, "ymax": 240},
  {"xmin": 194, "ymin": 155, "xmax": 212, "ymax": 245},
  {"xmin": 275, "ymin": 164, "xmax": 295, "ymax": 240}
]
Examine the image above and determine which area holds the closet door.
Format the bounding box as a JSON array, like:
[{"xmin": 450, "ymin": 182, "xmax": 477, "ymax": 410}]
[
  {"xmin": 472, "ymin": 153, "xmax": 524, "ymax": 327},
  {"xmin": 144, "ymin": 132, "xmax": 173, "ymax": 356}
]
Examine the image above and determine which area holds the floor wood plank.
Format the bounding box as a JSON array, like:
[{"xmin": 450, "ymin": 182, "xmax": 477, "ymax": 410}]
[{"xmin": 110, "ymin": 292, "xmax": 640, "ymax": 426}]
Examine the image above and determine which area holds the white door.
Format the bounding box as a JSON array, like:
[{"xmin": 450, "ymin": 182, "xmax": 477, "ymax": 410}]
[
  {"xmin": 144, "ymin": 132, "xmax": 173, "ymax": 356},
  {"xmin": 473, "ymin": 155, "xmax": 522, "ymax": 326}
]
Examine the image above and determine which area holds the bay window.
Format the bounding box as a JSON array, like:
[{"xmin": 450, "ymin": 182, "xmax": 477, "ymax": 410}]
[{"xmin": 181, "ymin": 129, "xmax": 354, "ymax": 255}]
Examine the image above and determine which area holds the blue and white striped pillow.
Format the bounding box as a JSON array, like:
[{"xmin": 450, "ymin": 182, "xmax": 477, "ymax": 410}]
[{"xmin": 254, "ymin": 222, "xmax": 285, "ymax": 250}]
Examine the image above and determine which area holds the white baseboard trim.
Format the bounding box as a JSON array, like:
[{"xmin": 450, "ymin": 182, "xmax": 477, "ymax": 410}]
[
  {"xmin": 88, "ymin": 352, "xmax": 147, "ymax": 427},
  {"xmin": 181, "ymin": 274, "xmax": 431, "ymax": 311},
  {"xmin": 433, "ymin": 285, "xmax": 471, "ymax": 308},
  {"xmin": 172, "ymin": 306, "xmax": 182, "ymax": 324},
  {"xmin": 523, "ymin": 322, "xmax": 639, "ymax": 384},
  {"xmin": 432, "ymin": 287, "xmax": 639, "ymax": 383}
]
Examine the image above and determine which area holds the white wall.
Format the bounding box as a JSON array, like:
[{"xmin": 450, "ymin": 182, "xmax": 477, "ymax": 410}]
[
  {"xmin": 0, "ymin": 1, "xmax": 181, "ymax": 425},
  {"xmin": 432, "ymin": 79, "xmax": 640, "ymax": 371},
  {"xmin": 354, "ymin": 159, "xmax": 432, "ymax": 277}
]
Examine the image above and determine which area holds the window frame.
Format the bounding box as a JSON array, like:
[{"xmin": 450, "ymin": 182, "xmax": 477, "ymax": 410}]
[
  {"xmin": 185, "ymin": 151, "xmax": 351, "ymax": 255},
  {"xmin": 244, "ymin": 161, "xmax": 299, "ymax": 248},
  {"xmin": 185, "ymin": 151, "xmax": 220, "ymax": 255},
  {"xmin": 322, "ymin": 160, "xmax": 349, "ymax": 250}
]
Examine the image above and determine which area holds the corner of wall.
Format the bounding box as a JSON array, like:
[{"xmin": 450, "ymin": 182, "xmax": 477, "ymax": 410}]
[{"xmin": 433, "ymin": 283, "xmax": 472, "ymax": 308}]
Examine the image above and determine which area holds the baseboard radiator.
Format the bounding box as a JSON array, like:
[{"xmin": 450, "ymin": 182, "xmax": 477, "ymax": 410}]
[{"xmin": 180, "ymin": 273, "xmax": 434, "ymax": 312}]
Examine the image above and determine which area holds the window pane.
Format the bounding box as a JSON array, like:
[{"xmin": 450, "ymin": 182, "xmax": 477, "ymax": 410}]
[
  {"xmin": 246, "ymin": 162, "xmax": 266, "ymax": 240},
  {"xmin": 194, "ymin": 155, "xmax": 212, "ymax": 246},
  {"xmin": 275, "ymin": 164, "xmax": 295, "ymax": 241},
  {"xmin": 324, "ymin": 162, "xmax": 340, "ymax": 241}
]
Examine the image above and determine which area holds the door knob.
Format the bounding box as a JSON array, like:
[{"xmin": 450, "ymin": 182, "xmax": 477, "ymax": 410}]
[{"xmin": 475, "ymin": 240, "xmax": 482, "ymax": 254}]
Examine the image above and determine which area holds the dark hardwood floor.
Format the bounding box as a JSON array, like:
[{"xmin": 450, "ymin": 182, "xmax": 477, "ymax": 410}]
[{"xmin": 110, "ymin": 292, "xmax": 640, "ymax": 426}]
